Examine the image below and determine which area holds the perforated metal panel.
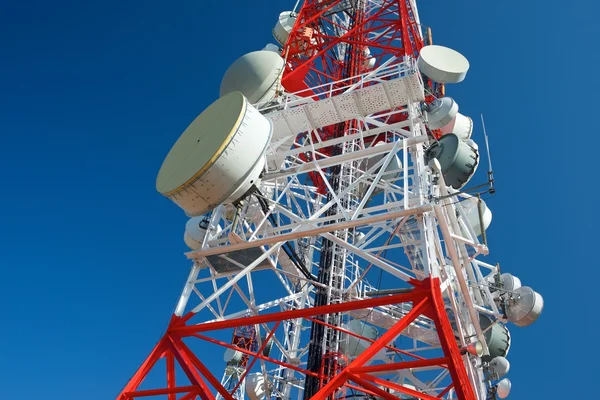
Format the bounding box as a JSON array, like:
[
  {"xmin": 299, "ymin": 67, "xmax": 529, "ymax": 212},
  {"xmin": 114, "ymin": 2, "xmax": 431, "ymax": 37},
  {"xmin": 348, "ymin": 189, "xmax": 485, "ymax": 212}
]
[
  {"xmin": 384, "ymin": 78, "xmax": 411, "ymax": 107},
  {"xmin": 265, "ymin": 71, "xmax": 425, "ymax": 141},
  {"xmin": 405, "ymin": 73, "xmax": 426, "ymax": 102},
  {"xmin": 306, "ymin": 98, "xmax": 338, "ymax": 129},
  {"xmin": 268, "ymin": 111, "xmax": 293, "ymax": 139},
  {"xmin": 354, "ymin": 84, "xmax": 391, "ymax": 115},
  {"xmin": 333, "ymin": 92, "xmax": 361, "ymax": 120},
  {"xmin": 283, "ymin": 107, "xmax": 313, "ymax": 133}
]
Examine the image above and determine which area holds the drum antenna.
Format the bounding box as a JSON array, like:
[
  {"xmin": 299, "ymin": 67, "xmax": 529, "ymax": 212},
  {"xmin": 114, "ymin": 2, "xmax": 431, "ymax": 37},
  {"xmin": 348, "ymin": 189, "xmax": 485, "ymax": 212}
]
[{"xmin": 433, "ymin": 114, "xmax": 497, "ymax": 202}]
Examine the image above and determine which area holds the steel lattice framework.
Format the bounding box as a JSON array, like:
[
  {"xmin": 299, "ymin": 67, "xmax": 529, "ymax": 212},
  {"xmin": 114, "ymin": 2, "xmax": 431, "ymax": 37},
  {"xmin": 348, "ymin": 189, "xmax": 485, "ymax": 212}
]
[
  {"xmin": 281, "ymin": 0, "xmax": 423, "ymax": 92},
  {"xmin": 118, "ymin": 2, "xmax": 512, "ymax": 400}
]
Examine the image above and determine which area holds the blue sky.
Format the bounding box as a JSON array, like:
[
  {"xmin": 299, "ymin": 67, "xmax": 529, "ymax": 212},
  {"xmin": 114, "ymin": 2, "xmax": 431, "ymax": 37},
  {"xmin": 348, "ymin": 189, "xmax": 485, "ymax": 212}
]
[{"xmin": 0, "ymin": 0, "xmax": 597, "ymax": 399}]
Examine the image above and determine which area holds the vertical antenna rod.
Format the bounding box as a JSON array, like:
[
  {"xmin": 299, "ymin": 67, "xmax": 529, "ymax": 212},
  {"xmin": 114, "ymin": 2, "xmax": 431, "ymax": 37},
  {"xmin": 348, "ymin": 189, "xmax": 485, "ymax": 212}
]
[{"xmin": 480, "ymin": 114, "xmax": 495, "ymax": 194}]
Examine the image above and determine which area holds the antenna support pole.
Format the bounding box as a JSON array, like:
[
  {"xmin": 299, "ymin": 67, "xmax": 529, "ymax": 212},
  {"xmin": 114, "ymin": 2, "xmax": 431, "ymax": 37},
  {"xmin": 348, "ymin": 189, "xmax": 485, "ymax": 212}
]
[{"xmin": 477, "ymin": 193, "xmax": 487, "ymax": 247}]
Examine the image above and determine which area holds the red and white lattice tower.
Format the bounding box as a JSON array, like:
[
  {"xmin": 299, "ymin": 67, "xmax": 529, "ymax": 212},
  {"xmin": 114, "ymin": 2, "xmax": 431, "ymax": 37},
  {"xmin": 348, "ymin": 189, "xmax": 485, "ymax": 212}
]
[{"xmin": 118, "ymin": 1, "xmax": 543, "ymax": 400}]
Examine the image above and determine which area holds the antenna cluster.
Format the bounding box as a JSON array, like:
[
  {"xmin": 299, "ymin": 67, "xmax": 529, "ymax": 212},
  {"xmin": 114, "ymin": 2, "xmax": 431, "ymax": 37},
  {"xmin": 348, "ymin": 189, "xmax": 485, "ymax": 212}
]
[{"xmin": 118, "ymin": 3, "xmax": 543, "ymax": 400}]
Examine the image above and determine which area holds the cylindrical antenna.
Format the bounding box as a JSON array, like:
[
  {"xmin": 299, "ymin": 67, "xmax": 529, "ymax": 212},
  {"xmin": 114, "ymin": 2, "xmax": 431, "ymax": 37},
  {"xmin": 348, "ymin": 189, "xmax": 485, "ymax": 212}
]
[{"xmin": 477, "ymin": 193, "xmax": 487, "ymax": 247}]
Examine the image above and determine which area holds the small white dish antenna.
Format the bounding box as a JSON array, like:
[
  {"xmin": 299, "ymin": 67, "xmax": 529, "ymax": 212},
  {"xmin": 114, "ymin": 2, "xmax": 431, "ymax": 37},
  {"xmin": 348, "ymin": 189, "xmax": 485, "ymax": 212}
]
[
  {"xmin": 220, "ymin": 51, "xmax": 285, "ymax": 104},
  {"xmin": 184, "ymin": 215, "xmax": 222, "ymax": 250},
  {"xmin": 489, "ymin": 356, "xmax": 510, "ymax": 379},
  {"xmin": 426, "ymin": 97, "xmax": 459, "ymax": 129},
  {"xmin": 183, "ymin": 216, "xmax": 209, "ymax": 250},
  {"xmin": 223, "ymin": 347, "xmax": 243, "ymax": 363},
  {"xmin": 246, "ymin": 373, "xmax": 267, "ymax": 400},
  {"xmin": 441, "ymin": 112, "xmax": 473, "ymax": 140},
  {"xmin": 506, "ymin": 286, "xmax": 544, "ymax": 327},
  {"xmin": 501, "ymin": 273, "xmax": 522, "ymax": 292},
  {"xmin": 273, "ymin": 11, "xmax": 296, "ymax": 46},
  {"xmin": 496, "ymin": 378, "xmax": 512, "ymax": 398},
  {"xmin": 263, "ymin": 43, "xmax": 280, "ymax": 52},
  {"xmin": 418, "ymin": 45, "xmax": 470, "ymax": 83}
]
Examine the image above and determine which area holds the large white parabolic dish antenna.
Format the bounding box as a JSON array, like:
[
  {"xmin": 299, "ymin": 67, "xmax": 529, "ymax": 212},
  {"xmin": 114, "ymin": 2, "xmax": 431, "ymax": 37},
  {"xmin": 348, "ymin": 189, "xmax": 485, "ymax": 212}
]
[
  {"xmin": 417, "ymin": 45, "xmax": 470, "ymax": 84},
  {"xmin": 156, "ymin": 92, "xmax": 272, "ymax": 216}
]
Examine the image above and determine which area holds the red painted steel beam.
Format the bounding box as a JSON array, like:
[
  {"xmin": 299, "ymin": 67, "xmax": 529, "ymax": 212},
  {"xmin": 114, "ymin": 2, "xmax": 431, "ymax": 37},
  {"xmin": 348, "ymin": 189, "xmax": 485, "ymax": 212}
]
[
  {"xmin": 124, "ymin": 386, "xmax": 197, "ymax": 398},
  {"xmin": 180, "ymin": 393, "xmax": 200, "ymax": 400},
  {"xmin": 311, "ymin": 296, "xmax": 431, "ymax": 400},
  {"xmin": 348, "ymin": 375, "xmax": 401, "ymax": 400},
  {"xmin": 165, "ymin": 337, "xmax": 215, "ymax": 400},
  {"xmin": 230, "ymin": 321, "xmax": 281, "ymax": 395},
  {"xmin": 190, "ymin": 332, "xmax": 320, "ymax": 378},
  {"xmin": 283, "ymin": 0, "xmax": 398, "ymax": 83},
  {"xmin": 356, "ymin": 374, "xmax": 441, "ymax": 400},
  {"xmin": 171, "ymin": 286, "xmax": 431, "ymax": 335},
  {"xmin": 120, "ymin": 279, "xmax": 477, "ymax": 400},
  {"xmin": 119, "ymin": 335, "xmax": 214, "ymax": 400},
  {"xmin": 166, "ymin": 352, "xmax": 176, "ymax": 400},
  {"xmin": 427, "ymin": 278, "xmax": 477, "ymax": 400},
  {"xmin": 350, "ymin": 357, "xmax": 450, "ymax": 374},
  {"xmin": 176, "ymin": 340, "xmax": 235, "ymax": 400},
  {"xmin": 438, "ymin": 382, "xmax": 455, "ymax": 398},
  {"xmin": 343, "ymin": 382, "xmax": 382, "ymax": 397},
  {"xmin": 398, "ymin": 0, "xmax": 414, "ymax": 56},
  {"xmin": 118, "ymin": 339, "xmax": 168, "ymax": 399},
  {"xmin": 306, "ymin": 316, "xmax": 429, "ymax": 361}
]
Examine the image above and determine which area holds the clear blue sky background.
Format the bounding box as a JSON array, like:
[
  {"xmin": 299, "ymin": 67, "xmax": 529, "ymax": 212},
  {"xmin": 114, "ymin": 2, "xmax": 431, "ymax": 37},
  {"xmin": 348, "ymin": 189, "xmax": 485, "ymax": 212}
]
[{"xmin": 0, "ymin": 1, "xmax": 597, "ymax": 399}]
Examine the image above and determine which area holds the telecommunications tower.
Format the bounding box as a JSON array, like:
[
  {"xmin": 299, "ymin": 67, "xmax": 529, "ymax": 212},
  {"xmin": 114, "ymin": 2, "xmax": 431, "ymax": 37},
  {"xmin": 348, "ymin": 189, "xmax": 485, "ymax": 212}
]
[{"xmin": 118, "ymin": 1, "xmax": 543, "ymax": 400}]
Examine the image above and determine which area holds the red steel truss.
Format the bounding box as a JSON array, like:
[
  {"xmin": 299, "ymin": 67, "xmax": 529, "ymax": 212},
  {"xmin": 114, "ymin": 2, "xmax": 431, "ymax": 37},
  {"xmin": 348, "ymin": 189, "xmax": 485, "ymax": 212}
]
[
  {"xmin": 117, "ymin": 278, "xmax": 476, "ymax": 400},
  {"xmin": 281, "ymin": 0, "xmax": 423, "ymax": 94},
  {"xmin": 229, "ymin": 326, "xmax": 258, "ymax": 368}
]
